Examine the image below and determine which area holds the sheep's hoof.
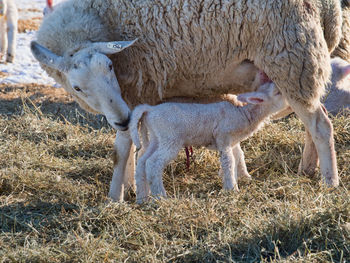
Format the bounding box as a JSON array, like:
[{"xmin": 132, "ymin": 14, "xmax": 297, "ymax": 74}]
[
  {"xmin": 297, "ymin": 162, "xmax": 318, "ymax": 177},
  {"xmin": 6, "ymin": 54, "xmax": 14, "ymax": 63},
  {"xmin": 323, "ymin": 176, "xmax": 339, "ymax": 188},
  {"xmin": 136, "ymin": 196, "xmax": 149, "ymax": 204}
]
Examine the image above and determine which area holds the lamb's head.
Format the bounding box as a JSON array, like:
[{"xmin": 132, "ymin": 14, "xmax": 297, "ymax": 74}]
[
  {"xmin": 30, "ymin": 40, "xmax": 137, "ymax": 131},
  {"xmin": 237, "ymin": 83, "xmax": 288, "ymax": 113}
]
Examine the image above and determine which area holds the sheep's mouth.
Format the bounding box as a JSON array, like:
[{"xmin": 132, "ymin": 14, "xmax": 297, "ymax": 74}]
[{"xmin": 113, "ymin": 116, "xmax": 130, "ymax": 131}]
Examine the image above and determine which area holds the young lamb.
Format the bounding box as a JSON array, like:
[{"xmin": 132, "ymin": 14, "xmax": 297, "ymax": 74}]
[
  {"xmin": 130, "ymin": 83, "xmax": 288, "ymax": 203},
  {"xmin": 0, "ymin": 0, "xmax": 17, "ymax": 63}
]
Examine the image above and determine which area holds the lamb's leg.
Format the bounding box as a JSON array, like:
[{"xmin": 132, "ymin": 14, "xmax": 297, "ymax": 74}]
[
  {"xmin": 232, "ymin": 144, "xmax": 251, "ymax": 180},
  {"xmin": 292, "ymin": 104, "xmax": 338, "ymax": 186},
  {"xmin": 135, "ymin": 141, "xmax": 156, "ymax": 203},
  {"xmin": 6, "ymin": 17, "xmax": 17, "ymax": 63},
  {"xmin": 145, "ymin": 144, "xmax": 180, "ymax": 199},
  {"xmin": 108, "ymin": 131, "xmax": 134, "ymax": 202},
  {"xmin": 220, "ymin": 147, "xmax": 239, "ymax": 191},
  {"xmin": 298, "ymin": 129, "xmax": 319, "ymax": 176}
]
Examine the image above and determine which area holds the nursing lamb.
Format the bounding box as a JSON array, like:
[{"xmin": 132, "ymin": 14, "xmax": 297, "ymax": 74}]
[
  {"xmin": 130, "ymin": 83, "xmax": 287, "ymax": 203},
  {"xmin": 0, "ymin": 0, "xmax": 17, "ymax": 63},
  {"xmin": 31, "ymin": 0, "xmax": 342, "ymax": 201}
]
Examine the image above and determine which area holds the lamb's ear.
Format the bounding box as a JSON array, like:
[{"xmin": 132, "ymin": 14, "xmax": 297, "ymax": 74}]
[
  {"xmin": 341, "ymin": 64, "xmax": 350, "ymax": 79},
  {"xmin": 92, "ymin": 39, "xmax": 138, "ymax": 54},
  {"xmin": 30, "ymin": 41, "xmax": 66, "ymax": 71},
  {"xmin": 237, "ymin": 92, "xmax": 267, "ymax": 104}
]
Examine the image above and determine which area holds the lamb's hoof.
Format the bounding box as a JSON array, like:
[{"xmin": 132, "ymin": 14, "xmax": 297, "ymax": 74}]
[{"xmin": 238, "ymin": 173, "xmax": 251, "ymax": 181}]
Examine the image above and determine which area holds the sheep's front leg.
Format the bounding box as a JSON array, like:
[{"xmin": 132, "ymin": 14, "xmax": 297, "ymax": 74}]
[
  {"xmin": 6, "ymin": 17, "xmax": 17, "ymax": 63},
  {"xmin": 0, "ymin": 20, "xmax": 7, "ymax": 62},
  {"xmin": 293, "ymin": 104, "xmax": 338, "ymax": 186},
  {"xmin": 298, "ymin": 129, "xmax": 319, "ymax": 176},
  {"xmin": 220, "ymin": 147, "xmax": 239, "ymax": 191},
  {"xmin": 108, "ymin": 130, "xmax": 135, "ymax": 202}
]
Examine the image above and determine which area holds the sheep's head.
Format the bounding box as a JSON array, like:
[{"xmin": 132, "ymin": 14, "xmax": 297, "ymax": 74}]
[{"xmin": 30, "ymin": 40, "xmax": 137, "ymax": 131}]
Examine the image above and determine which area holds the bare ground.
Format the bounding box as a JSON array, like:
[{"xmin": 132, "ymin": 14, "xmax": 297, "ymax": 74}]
[{"xmin": 0, "ymin": 83, "xmax": 349, "ymax": 262}]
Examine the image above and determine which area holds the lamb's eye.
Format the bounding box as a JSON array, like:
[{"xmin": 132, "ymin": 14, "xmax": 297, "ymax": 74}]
[
  {"xmin": 73, "ymin": 85, "xmax": 81, "ymax": 92},
  {"xmin": 109, "ymin": 64, "xmax": 113, "ymax": 71},
  {"xmin": 73, "ymin": 64, "xmax": 78, "ymax": 69}
]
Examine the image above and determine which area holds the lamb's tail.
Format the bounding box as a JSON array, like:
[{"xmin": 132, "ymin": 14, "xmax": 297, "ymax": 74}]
[{"xmin": 129, "ymin": 104, "xmax": 152, "ymax": 150}]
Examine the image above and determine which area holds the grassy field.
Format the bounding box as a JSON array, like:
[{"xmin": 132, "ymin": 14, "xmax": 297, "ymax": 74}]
[{"xmin": 0, "ymin": 84, "xmax": 349, "ymax": 262}]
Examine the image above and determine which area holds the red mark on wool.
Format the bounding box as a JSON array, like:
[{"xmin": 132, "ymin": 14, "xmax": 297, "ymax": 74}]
[
  {"xmin": 185, "ymin": 146, "xmax": 194, "ymax": 170},
  {"xmin": 47, "ymin": 0, "xmax": 53, "ymax": 8}
]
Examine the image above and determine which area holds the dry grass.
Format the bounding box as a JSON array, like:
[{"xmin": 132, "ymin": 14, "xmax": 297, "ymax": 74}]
[
  {"xmin": 18, "ymin": 18, "xmax": 41, "ymax": 33},
  {"xmin": 0, "ymin": 84, "xmax": 349, "ymax": 262}
]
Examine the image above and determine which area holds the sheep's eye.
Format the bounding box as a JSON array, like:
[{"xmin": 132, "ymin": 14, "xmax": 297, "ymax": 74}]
[
  {"xmin": 109, "ymin": 64, "xmax": 113, "ymax": 71},
  {"xmin": 73, "ymin": 64, "xmax": 78, "ymax": 69},
  {"xmin": 73, "ymin": 85, "xmax": 81, "ymax": 92}
]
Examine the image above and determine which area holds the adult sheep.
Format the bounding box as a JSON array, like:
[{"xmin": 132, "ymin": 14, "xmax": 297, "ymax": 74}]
[
  {"xmin": 0, "ymin": 0, "xmax": 18, "ymax": 63},
  {"xmin": 31, "ymin": 0, "xmax": 341, "ymax": 201}
]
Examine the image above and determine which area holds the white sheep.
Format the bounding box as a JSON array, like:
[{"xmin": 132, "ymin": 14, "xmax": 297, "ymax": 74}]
[
  {"xmin": 130, "ymin": 83, "xmax": 287, "ymax": 202},
  {"xmin": 31, "ymin": 0, "xmax": 343, "ymax": 201},
  {"xmin": 0, "ymin": 0, "xmax": 17, "ymax": 63},
  {"xmin": 43, "ymin": 0, "xmax": 54, "ymax": 16}
]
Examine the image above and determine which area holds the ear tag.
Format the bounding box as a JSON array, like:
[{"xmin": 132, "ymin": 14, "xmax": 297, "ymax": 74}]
[{"xmin": 107, "ymin": 43, "xmax": 122, "ymax": 50}]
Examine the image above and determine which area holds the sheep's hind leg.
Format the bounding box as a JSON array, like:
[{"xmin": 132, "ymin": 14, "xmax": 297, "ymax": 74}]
[
  {"xmin": 292, "ymin": 103, "xmax": 338, "ymax": 186},
  {"xmin": 109, "ymin": 131, "xmax": 135, "ymax": 202}
]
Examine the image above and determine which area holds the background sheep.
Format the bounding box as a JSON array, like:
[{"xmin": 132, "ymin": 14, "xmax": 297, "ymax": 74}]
[
  {"xmin": 130, "ymin": 83, "xmax": 287, "ymax": 203},
  {"xmin": 0, "ymin": 0, "xmax": 18, "ymax": 63},
  {"xmin": 43, "ymin": 0, "xmax": 54, "ymax": 16},
  {"xmin": 324, "ymin": 57, "xmax": 350, "ymax": 115},
  {"xmin": 31, "ymin": 0, "xmax": 342, "ymax": 201}
]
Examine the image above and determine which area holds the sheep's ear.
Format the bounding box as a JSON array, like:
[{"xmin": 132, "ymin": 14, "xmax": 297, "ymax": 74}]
[
  {"xmin": 30, "ymin": 41, "xmax": 66, "ymax": 71},
  {"xmin": 237, "ymin": 92, "xmax": 266, "ymax": 104},
  {"xmin": 92, "ymin": 39, "xmax": 138, "ymax": 54}
]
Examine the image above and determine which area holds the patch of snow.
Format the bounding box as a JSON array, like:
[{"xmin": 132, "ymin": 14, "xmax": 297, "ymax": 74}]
[
  {"xmin": 0, "ymin": 31, "xmax": 57, "ymax": 86},
  {"xmin": 0, "ymin": 0, "xmax": 65, "ymax": 86}
]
